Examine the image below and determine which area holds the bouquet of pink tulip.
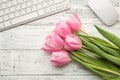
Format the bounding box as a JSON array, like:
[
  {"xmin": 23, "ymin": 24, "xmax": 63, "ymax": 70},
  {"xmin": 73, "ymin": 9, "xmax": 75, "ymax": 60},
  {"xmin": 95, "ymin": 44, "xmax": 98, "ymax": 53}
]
[{"xmin": 41, "ymin": 14, "xmax": 120, "ymax": 80}]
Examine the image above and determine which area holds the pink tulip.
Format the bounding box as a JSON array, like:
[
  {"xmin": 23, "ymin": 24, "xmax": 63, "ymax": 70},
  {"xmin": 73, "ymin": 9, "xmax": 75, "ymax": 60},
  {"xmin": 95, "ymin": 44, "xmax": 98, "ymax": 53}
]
[
  {"xmin": 54, "ymin": 22, "xmax": 71, "ymax": 39},
  {"xmin": 41, "ymin": 33, "xmax": 64, "ymax": 53},
  {"xmin": 50, "ymin": 50, "xmax": 70, "ymax": 67},
  {"xmin": 66, "ymin": 14, "xmax": 81, "ymax": 32},
  {"xmin": 64, "ymin": 34, "xmax": 82, "ymax": 51}
]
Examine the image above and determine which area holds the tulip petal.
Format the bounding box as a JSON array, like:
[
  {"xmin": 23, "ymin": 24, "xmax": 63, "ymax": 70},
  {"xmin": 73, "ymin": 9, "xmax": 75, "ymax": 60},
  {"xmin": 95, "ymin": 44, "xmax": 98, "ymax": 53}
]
[{"xmin": 50, "ymin": 50, "xmax": 70, "ymax": 66}]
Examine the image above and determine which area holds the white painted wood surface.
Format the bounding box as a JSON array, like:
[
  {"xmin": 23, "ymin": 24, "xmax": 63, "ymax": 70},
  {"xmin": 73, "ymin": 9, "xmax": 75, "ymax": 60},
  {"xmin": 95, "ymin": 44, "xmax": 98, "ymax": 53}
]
[{"xmin": 0, "ymin": 0, "xmax": 120, "ymax": 80}]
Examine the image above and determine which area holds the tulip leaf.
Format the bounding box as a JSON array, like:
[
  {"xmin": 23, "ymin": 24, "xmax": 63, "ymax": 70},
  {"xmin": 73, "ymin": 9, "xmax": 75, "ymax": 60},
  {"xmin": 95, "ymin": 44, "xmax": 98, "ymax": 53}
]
[
  {"xmin": 84, "ymin": 63, "xmax": 120, "ymax": 76},
  {"xmin": 70, "ymin": 54, "xmax": 111, "ymax": 77},
  {"xmin": 78, "ymin": 34, "xmax": 113, "ymax": 46},
  {"xmin": 104, "ymin": 77, "xmax": 120, "ymax": 80},
  {"xmin": 78, "ymin": 34, "xmax": 118, "ymax": 49},
  {"xmin": 81, "ymin": 35, "xmax": 120, "ymax": 55},
  {"xmin": 81, "ymin": 37, "xmax": 120, "ymax": 66},
  {"xmin": 71, "ymin": 51, "xmax": 120, "ymax": 74},
  {"xmin": 71, "ymin": 51, "xmax": 106, "ymax": 67},
  {"xmin": 70, "ymin": 53, "xmax": 120, "ymax": 76},
  {"xmin": 95, "ymin": 25, "xmax": 120, "ymax": 48},
  {"xmin": 89, "ymin": 38, "xmax": 120, "ymax": 57},
  {"xmin": 82, "ymin": 47, "xmax": 101, "ymax": 58}
]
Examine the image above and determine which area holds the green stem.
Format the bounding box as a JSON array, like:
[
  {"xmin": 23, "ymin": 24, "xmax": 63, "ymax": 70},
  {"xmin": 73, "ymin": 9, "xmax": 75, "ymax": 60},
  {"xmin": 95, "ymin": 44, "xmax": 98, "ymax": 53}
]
[
  {"xmin": 80, "ymin": 29, "xmax": 89, "ymax": 35},
  {"xmin": 70, "ymin": 51, "xmax": 120, "ymax": 76},
  {"xmin": 81, "ymin": 47, "xmax": 101, "ymax": 57},
  {"xmin": 81, "ymin": 37, "xmax": 120, "ymax": 66},
  {"xmin": 70, "ymin": 54, "xmax": 110, "ymax": 78}
]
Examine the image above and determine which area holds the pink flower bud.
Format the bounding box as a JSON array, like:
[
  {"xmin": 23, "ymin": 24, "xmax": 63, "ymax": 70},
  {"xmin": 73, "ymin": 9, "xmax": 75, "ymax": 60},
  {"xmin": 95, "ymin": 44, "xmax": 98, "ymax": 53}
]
[
  {"xmin": 41, "ymin": 33, "xmax": 64, "ymax": 53},
  {"xmin": 54, "ymin": 22, "xmax": 71, "ymax": 39},
  {"xmin": 64, "ymin": 34, "xmax": 82, "ymax": 51},
  {"xmin": 66, "ymin": 14, "xmax": 81, "ymax": 32},
  {"xmin": 50, "ymin": 50, "xmax": 70, "ymax": 67}
]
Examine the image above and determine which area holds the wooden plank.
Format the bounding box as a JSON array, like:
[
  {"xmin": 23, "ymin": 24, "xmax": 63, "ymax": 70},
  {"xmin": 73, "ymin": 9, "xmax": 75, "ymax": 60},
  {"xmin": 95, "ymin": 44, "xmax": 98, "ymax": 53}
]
[
  {"xmin": 0, "ymin": 50, "xmax": 95, "ymax": 76},
  {"xmin": 0, "ymin": 23, "xmax": 120, "ymax": 49},
  {"xmin": 0, "ymin": 76, "xmax": 100, "ymax": 80}
]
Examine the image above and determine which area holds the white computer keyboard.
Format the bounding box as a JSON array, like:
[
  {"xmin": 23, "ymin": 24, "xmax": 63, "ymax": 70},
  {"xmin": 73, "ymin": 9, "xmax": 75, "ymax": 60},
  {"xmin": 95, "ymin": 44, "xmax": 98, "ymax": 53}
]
[{"xmin": 0, "ymin": 0, "xmax": 70, "ymax": 31}]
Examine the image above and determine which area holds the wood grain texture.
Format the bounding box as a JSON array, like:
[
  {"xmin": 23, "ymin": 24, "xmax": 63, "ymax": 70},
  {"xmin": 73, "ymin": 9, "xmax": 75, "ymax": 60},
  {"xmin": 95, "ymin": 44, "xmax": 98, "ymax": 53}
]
[
  {"xmin": 0, "ymin": 0, "xmax": 120, "ymax": 80},
  {"xmin": 0, "ymin": 76, "xmax": 100, "ymax": 80},
  {"xmin": 0, "ymin": 50, "xmax": 94, "ymax": 76}
]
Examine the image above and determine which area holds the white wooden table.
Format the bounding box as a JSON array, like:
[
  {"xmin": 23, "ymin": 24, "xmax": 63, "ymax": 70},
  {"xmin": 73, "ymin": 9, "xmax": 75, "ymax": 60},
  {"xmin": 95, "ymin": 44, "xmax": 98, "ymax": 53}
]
[{"xmin": 0, "ymin": 0, "xmax": 120, "ymax": 80}]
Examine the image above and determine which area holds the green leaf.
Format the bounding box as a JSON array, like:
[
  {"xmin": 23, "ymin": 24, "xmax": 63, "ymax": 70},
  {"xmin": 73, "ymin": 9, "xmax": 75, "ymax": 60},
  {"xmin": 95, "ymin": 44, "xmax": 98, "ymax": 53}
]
[
  {"xmin": 71, "ymin": 51, "xmax": 105, "ymax": 67},
  {"xmin": 89, "ymin": 38, "xmax": 120, "ymax": 57},
  {"xmin": 78, "ymin": 34, "xmax": 118, "ymax": 50},
  {"xmin": 85, "ymin": 63, "xmax": 120, "ymax": 76},
  {"xmin": 82, "ymin": 46, "xmax": 101, "ymax": 58},
  {"xmin": 91, "ymin": 69, "xmax": 112, "ymax": 78},
  {"xmin": 81, "ymin": 35, "xmax": 120, "ymax": 56},
  {"xmin": 71, "ymin": 51, "xmax": 120, "ymax": 76},
  {"xmin": 70, "ymin": 54, "xmax": 111, "ymax": 77},
  {"xmin": 70, "ymin": 53, "xmax": 120, "ymax": 76},
  {"xmin": 95, "ymin": 25, "xmax": 120, "ymax": 48},
  {"xmin": 81, "ymin": 37, "xmax": 120, "ymax": 66},
  {"xmin": 77, "ymin": 34, "xmax": 114, "ymax": 47},
  {"xmin": 104, "ymin": 77, "xmax": 120, "ymax": 80}
]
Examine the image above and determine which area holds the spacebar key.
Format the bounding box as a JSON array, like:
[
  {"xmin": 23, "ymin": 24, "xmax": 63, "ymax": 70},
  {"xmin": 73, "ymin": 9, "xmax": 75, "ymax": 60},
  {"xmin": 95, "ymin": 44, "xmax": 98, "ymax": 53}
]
[{"xmin": 11, "ymin": 12, "xmax": 38, "ymax": 25}]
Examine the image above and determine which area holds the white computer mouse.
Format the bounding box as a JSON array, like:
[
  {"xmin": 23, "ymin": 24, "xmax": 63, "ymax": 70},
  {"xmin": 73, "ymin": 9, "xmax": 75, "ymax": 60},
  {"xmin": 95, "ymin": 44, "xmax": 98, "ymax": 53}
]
[{"xmin": 88, "ymin": 0, "xmax": 119, "ymax": 26}]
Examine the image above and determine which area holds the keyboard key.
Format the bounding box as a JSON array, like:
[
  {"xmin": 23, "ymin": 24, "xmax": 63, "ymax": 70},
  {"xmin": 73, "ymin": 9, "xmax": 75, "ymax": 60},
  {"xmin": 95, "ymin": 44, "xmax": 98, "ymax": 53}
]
[
  {"xmin": 0, "ymin": 23, "xmax": 4, "ymax": 28},
  {"xmin": 31, "ymin": 6, "xmax": 37, "ymax": 11},
  {"xmin": 25, "ymin": 8, "xmax": 31, "ymax": 13},
  {"xmin": 51, "ymin": 5, "xmax": 56, "ymax": 11},
  {"xmin": 26, "ymin": 1, "xmax": 32, "ymax": 7},
  {"xmin": 42, "ymin": 2, "xmax": 48, "ymax": 8},
  {"xmin": 21, "ymin": 3, "xmax": 26, "ymax": 8},
  {"xmin": 3, "ymin": 15, "xmax": 9, "ymax": 20},
  {"xmin": 20, "ymin": 9, "xmax": 26, "ymax": 15},
  {"xmin": 15, "ymin": 5, "xmax": 21, "ymax": 10},
  {"xmin": 4, "ymin": 9, "xmax": 9, "ymax": 14},
  {"xmin": 45, "ymin": 8, "xmax": 51, "ymax": 13},
  {"xmin": 38, "ymin": 10, "xmax": 44, "ymax": 15},
  {"xmin": 37, "ymin": 0, "xmax": 43, "ymax": 3},
  {"xmin": 7, "ymin": 2, "xmax": 12, "ymax": 7},
  {"xmin": 37, "ymin": 4, "xmax": 42, "ymax": 9},
  {"xmin": 54, "ymin": 0, "xmax": 63, "ymax": 3},
  {"xmin": 9, "ymin": 13, "xmax": 14, "ymax": 19},
  {"xmin": 1, "ymin": 3, "xmax": 6, "ymax": 9},
  {"xmin": 24, "ymin": 0, "xmax": 28, "ymax": 1},
  {"xmin": 9, "ymin": 7, "xmax": 16, "ymax": 12},
  {"xmin": 48, "ymin": 0, "xmax": 53, "ymax": 5},
  {"xmin": 2, "ymin": 0, "xmax": 7, "ymax": 3},
  {"xmin": 4, "ymin": 21, "xmax": 11, "ymax": 27},
  {"xmin": 0, "ymin": 11, "xmax": 4, "ymax": 16},
  {"xmin": 56, "ymin": 4, "xmax": 63, "ymax": 10},
  {"xmin": 63, "ymin": 1, "xmax": 69, "ymax": 8},
  {"xmin": 11, "ymin": 12, "xmax": 38, "ymax": 24},
  {"xmin": 12, "ymin": 0, "xmax": 17, "ymax": 5},
  {"xmin": 0, "ymin": 17, "xmax": 3, "ymax": 22},
  {"xmin": 18, "ymin": 0, "xmax": 24, "ymax": 3},
  {"xmin": 33, "ymin": 0, "xmax": 38, "ymax": 4},
  {"xmin": 14, "ymin": 12, "xmax": 20, "ymax": 17}
]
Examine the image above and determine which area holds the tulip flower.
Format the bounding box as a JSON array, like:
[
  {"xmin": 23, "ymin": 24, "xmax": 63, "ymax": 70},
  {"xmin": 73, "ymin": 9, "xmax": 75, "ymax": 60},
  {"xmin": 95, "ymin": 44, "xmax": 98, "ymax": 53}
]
[
  {"xmin": 54, "ymin": 22, "xmax": 71, "ymax": 39},
  {"xmin": 50, "ymin": 50, "xmax": 70, "ymax": 66},
  {"xmin": 64, "ymin": 34, "xmax": 82, "ymax": 51},
  {"xmin": 41, "ymin": 33, "xmax": 64, "ymax": 53},
  {"xmin": 66, "ymin": 14, "xmax": 81, "ymax": 32}
]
